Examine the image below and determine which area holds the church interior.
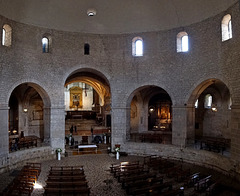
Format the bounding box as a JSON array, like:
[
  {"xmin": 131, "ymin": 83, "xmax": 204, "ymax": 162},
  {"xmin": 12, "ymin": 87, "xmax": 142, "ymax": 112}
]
[{"xmin": 1, "ymin": 0, "xmax": 240, "ymax": 195}]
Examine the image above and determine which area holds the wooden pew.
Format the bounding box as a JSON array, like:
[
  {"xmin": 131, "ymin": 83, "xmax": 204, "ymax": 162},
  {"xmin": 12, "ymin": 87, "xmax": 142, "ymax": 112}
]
[
  {"xmin": 130, "ymin": 182, "xmax": 172, "ymax": 195},
  {"xmin": 110, "ymin": 161, "xmax": 140, "ymax": 173},
  {"xmin": 26, "ymin": 162, "xmax": 41, "ymax": 174},
  {"xmin": 205, "ymin": 182, "xmax": 219, "ymax": 195},
  {"xmin": 121, "ymin": 172, "xmax": 157, "ymax": 188},
  {"xmin": 183, "ymin": 172, "xmax": 200, "ymax": 187},
  {"xmin": 46, "ymin": 175, "xmax": 87, "ymax": 182},
  {"xmin": 44, "ymin": 187, "xmax": 90, "ymax": 196},
  {"xmin": 48, "ymin": 170, "xmax": 85, "ymax": 176},
  {"xmin": 125, "ymin": 176, "xmax": 164, "ymax": 194},
  {"xmin": 45, "ymin": 181, "xmax": 88, "ymax": 188},
  {"xmin": 50, "ymin": 165, "xmax": 84, "ymax": 171},
  {"xmin": 175, "ymin": 169, "xmax": 191, "ymax": 182},
  {"xmin": 161, "ymin": 187, "xmax": 184, "ymax": 196},
  {"xmin": 194, "ymin": 175, "xmax": 212, "ymax": 192}
]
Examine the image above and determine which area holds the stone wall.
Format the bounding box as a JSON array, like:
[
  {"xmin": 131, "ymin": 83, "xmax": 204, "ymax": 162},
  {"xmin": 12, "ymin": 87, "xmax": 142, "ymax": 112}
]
[
  {"xmin": 0, "ymin": 146, "xmax": 54, "ymax": 174},
  {"xmin": 0, "ymin": 2, "xmax": 240, "ymax": 174}
]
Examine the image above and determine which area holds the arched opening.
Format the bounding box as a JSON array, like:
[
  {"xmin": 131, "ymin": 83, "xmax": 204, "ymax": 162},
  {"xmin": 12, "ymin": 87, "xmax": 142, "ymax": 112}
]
[
  {"xmin": 64, "ymin": 69, "xmax": 111, "ymax": 151},
  {"xmin": 188, "ymin": 79, "xmax": 231, "ymax": 156},
  {"xmin": 128, "ymin": 86, "xmax": 172, "ymax": 144},
  {"xmin": 8, "ymin": 83, "xmax": 51, "ymax": 152}
]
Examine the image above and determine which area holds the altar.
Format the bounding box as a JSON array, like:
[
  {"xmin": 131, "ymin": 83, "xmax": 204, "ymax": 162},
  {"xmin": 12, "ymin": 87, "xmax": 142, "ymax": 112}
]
[{"xmin": 78, "ymin": 144, "xmax": 97, "ymax": 153}]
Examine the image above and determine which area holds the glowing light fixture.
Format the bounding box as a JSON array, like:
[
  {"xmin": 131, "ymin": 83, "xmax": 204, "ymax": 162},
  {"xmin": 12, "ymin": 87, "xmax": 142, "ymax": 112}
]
[
  {"xmin": 211, "ymin": 104, "xmax": 217, "ymax": 112},
  {"xmin": 149, "ymin": 106, "xmax": 155, "ymax": 113},
  {"xmin": 87, "ymin": 8, "xmax": 96, "ymax": 16}
]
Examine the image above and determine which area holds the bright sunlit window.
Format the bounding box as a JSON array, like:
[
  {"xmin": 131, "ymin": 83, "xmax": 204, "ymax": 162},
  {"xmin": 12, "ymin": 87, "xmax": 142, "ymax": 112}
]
[
  {"xmin": 195, "ymin": 99, "xmax": 198, "ymax": 108},
  {"xmin": 204, "ymin": 94, "xmax": 212, "ymax": 109},
  {"xmin": 177, "ymin": 31, "xmax": 189, "ymax": 53},
  {"xmin": 42, "ymin": 37, "xmax": 49, "ymax": 53},
  {"xmin": 2, "ymin": 24, "xmax": 12, "ymax": 47},
  {"xmin": 132, "ymin": 37, "xmax": 143, "ymax": 56},
  {"xmin": 2, "ymin": 28, "xmax": 5, "ymax": 45},
  {"xmin": 222, "ymin": 14, "xmax": 232, "ymax": 42},
  {"xmin": 181, "ymin": 35, "xmax": 189, "ymax": 52}
]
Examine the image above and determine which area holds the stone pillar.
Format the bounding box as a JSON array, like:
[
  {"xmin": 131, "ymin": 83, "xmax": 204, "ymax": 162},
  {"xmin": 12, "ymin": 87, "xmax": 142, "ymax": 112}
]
[
  {"xmin": 139, "ymin": 103, "xmax": 148, "ymax": 133},
  {"xmin": 186, "ymin": 105, "xmax": 195, "ymax": 144},
  {"xmin": 50, "ymin": 106, "xmax": 65, "ymax": 152},
  {"xmin": 0, "ymin": 104, "xmax": 9, "ymax": 156},
  {"xmin": 126, "ymin": 107, "xmax": 131, "ymax": 140},
  {"xmin": 111, "ymin": 107, "xmax": 127, "ymax": 150},
  {"xmin": 172, "ymin": 105, "xmax": 187, "ymax": 147},
  {"xmin": 230, "ymin": 105, "xmax": 240, "ymax": 161},
  {"xmin": 43, "ymin": 107, "xmax": 51, "ymax": 144}
]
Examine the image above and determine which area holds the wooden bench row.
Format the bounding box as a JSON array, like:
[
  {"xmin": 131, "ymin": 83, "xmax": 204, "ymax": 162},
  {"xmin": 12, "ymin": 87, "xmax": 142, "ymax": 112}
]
[
  {"xmin": 3, "ymin": 162, "xmax": 41, "ymax": 196},
  {"xmin": 44, "ymin": 165, "xmax": 90, "ymax": 196},
  {"xmin": 111, "ymin": 156, "xmax": 220, "ymax": 196}
]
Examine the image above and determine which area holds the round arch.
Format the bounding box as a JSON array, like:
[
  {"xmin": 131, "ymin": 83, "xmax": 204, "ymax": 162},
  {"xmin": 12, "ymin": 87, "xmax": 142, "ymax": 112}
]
[
  {"xmin": 126, "ymin": 85, "xmax": 173, "ymax": 144},
  {"xmin": 6, "ymin": 79, "xmax": 51, "ymax": 108},
  {"xmin": 186, "ymin": 78, "xmax": 231, "ymax": 106},
  {"xmin": 7, "ymin": 81, "xmax": 51, "ymax": 147},
  {"xmin": 185, "ymin": 78, "xmax": 231, "ymax": 147}
]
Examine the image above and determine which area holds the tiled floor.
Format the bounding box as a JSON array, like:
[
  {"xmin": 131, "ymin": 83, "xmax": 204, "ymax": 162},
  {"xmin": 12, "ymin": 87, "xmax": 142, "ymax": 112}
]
[{"xmin": 1, "ymin": 148, "xmax": 240, "ymax": 196}]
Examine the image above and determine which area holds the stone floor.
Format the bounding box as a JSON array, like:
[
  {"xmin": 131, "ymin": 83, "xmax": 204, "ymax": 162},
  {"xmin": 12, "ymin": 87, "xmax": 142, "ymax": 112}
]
[{"xmin": 1, "ymin": 147, "xmax": 240, "ymax": 196}]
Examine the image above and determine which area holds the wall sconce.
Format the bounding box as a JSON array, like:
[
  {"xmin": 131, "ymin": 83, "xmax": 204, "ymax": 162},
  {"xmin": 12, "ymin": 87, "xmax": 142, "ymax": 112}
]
[
  {"xmin": 23, "ymin": 108, "xmax": 28, "ymax": 113},
  {"xmin": 211, "ymin": 104, "xmax": 217, "ymax": 112},
  {"xmin": 149, "ymin": 106, "xmax": 155, "ymax": 113}
]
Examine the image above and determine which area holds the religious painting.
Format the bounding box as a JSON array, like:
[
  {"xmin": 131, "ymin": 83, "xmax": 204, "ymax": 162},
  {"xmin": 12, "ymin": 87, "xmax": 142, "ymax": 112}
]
[{"xmin": 70, "ymin": 87, "xmax": 83, "ymax": 109}]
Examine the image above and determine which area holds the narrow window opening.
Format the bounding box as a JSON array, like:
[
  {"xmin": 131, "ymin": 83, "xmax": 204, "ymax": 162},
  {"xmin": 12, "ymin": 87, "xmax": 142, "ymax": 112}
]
[
  {"xmin": 177, "ymin": 32, "xmax": 188, "ymax": 53},
  {"xmin": 181, "ymin": 35, "xmax": 188, "ymax": 52},
  {"xmin": 222, "ymin": 14, "xmax": 232, "ymax": 42},
  {"xmin": 195, "ymin": 99, "xmax": 198, "ymax": 108},
  {"xmin": 42, "ymin": 37, "xmax": 49, "ymax": 53},
  {"xmin": 132, "ymin": 37, "xmax": 143, "ymax": 56},
  {"xmin": 204, "ymin": 94, "xmax": 212, "ymax": 109},
  {"xmin": 2, "ymin": 24, "xmax": 12, "ymax": 47},
  {"xmin": 2, "ymin": 28, "xmax": 5, "ymax": 46},
  {"xmin": 84, "ymin": 43, "xmax": 90, "ymax": 55}
]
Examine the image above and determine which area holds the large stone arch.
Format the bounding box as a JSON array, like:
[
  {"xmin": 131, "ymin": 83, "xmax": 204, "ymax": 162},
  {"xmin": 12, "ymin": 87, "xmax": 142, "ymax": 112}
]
[
  {"xmin": 6, "ymin": 79, "xmax": 51, "ymax": 108},
  {"xmin": 0, "ymin": 80, "xmax": 52, "ymax": 159},
  {"xmin": 63, "ymin": 67, "xmax": 112, "ymax": 146},
  {"xmin": 185, "ymin": 78, "xmax": 231, "ymax": 147},
  {"xmin": 126, "ymin": 85, "xmax": 173, "ymax": 144}
]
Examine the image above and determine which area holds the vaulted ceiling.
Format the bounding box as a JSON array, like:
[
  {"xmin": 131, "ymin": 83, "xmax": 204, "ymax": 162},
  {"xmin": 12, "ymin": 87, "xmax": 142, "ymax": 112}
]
[{"xmin": 0, "ymin": 0, "xmax": 237, "ymax": 34}]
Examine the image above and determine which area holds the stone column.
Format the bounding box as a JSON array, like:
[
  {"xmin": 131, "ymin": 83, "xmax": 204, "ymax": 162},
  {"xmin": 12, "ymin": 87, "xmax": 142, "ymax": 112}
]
[
  {"xmin": 0, "ymin": 104, "xmax": 9, "ymax": 166},
  {"xmin": 230, "ymin": 105, "xmax": 240, "ymax": 161},
  {"xmin": 111, "ymin": 107, "xmax": 127, "ymax": 151},
  {"xmin": 139, "ymin": 102, "xmax": 148, "ymax": 133},
  {"xmin": 172, "ymin": 105, "xmax": 187, "ymax": 147},
  {"xmin": 0, "ymin": 104, "xmax": 9, "ymax": 154},
  {"xmin": 186, "ymin": 105, "xmax": 195, "ymax": 144},
  {"xmin": 125, "ymin": 107, "xmax": 131, "ymax": 140},
  {"xmin": 43, "ymin": 107, "xmax": 51, "ymax": 144},
  {"xmin": 50, "ymin": 106, "xmax": 65, "ymax": 152}
]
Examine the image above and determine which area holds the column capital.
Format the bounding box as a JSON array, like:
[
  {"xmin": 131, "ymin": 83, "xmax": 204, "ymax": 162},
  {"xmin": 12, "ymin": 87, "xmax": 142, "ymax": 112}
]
[{"xmin": 0, "ymin": 104, "xmax": 9, "ymax": 110}]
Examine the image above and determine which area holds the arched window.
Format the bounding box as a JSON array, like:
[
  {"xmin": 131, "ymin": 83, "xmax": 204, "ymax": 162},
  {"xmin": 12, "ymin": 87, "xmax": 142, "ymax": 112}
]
[
  {"xmin": 204, "ymin": 94, "xmax": 212, "ymax": 109},
  {"xmin": 2, "ymin": 24, "xmax": 12, "ymax": 47},
  {"xmin": 42, "ymin": 37, "xmax": 49, "ymax": 53},
  {"xmin": 222, "ymin": 14, "xmax": 232, "ymax": 42},
  {"xmin": 132, "ymin": 37, "xmax": 143, "ymax": 56},
  {"xmin": 177, "ymin": 32, "xmax": 188, "ymax": 52},
  {"xmin": 84, "ymin": 43, "xmax": 90, "ymax": 55},
  {"xmin": 228, "ymin": 97, "xmax": 232, "ymax": 109},
  {"xmin": 195, "ymin": 99, "xmax": 198, "ymax": 108}
]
